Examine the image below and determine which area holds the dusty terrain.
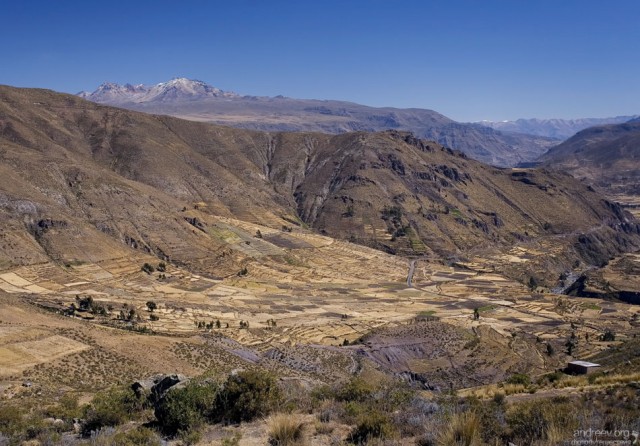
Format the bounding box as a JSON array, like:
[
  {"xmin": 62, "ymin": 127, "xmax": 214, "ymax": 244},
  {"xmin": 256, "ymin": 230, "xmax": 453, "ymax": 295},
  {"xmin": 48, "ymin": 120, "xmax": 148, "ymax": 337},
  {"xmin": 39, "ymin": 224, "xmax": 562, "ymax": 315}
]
[{"xmin": 0, "ymin": 86, "xmax": 639, "ymax": 445}]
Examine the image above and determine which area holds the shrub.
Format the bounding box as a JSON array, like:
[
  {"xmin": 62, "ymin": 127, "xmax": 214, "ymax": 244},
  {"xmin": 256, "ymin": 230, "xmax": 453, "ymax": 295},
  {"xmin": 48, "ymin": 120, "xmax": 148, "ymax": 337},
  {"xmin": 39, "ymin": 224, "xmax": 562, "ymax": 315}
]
[
  {"xmin": 214, "ymin": 370, "xmax": 281, "ymax": 423},
  {"xmin": 0, "ymin": 404, "xmax": 26, "ymax": 437},
  {"xmin": 112, "ymin": 426, "xmax": 162, "ymax": 446},
  {"xmin": 178, "ymin": 428, "xmax": 203, "ymax": 446},
  {"xmin": 141, "ymin": 263, "xmax": 155, "ymax": 274},
  {"xmin": 268, "ymin": 413, "xmax": 305, "ymax": 445},
  {"xmin": 492, "ymin": 392, "xmax": 505, "ymax": 405},
  {"xmin": 155, "ymin": 380, "xmax": 218, "ymax": 436},
  {"xmin": 336, "ymin": 377, "xmax": 375, "ymax": 403},
  {"xmin": 506, "ymin": 373, "xmax": 531, "ymax": 386},
  {"xmin": 546, "ymin": 343, "xmax": 556, "ymax": 356},
  {"xmin": 146, "ymin": 301, "xmax": 157, "ymax": 312},
  {"xmin": 81, "ymin": 386, "xmax": 145, "ymax": 436},
  {"xmin": 157, "ymin": 262, "xmax": 166, "ymax": 272},
  {"xmin": 601, "ymin": 329, "xmax": 616, "ymax": 341},
  {"xmin": 45, "ymin": 392, "xmax": 82, "ymax": 421},
  {"xmin": 221, "ymin": 432, "xmax": 243, "ymax": 446},
  {"xmin": 348, "ymin": 410, "xmax": 395, "ymax": 444}
]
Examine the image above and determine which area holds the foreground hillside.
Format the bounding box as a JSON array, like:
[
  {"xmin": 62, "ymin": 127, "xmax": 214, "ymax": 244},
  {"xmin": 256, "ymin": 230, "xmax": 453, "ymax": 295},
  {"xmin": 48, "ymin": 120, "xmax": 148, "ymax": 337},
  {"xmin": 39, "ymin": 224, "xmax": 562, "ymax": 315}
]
[{"xmin": 1, "ymin": 86, "xmax": 640, "ymax": 444}]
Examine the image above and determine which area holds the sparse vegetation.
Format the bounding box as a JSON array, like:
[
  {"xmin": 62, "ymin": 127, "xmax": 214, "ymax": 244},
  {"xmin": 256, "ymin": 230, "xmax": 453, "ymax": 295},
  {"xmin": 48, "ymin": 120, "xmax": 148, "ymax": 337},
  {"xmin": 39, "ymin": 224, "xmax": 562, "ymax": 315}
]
[{"xmin": 268, "ymin": 414, "xmax": 305, "ymax": 445}]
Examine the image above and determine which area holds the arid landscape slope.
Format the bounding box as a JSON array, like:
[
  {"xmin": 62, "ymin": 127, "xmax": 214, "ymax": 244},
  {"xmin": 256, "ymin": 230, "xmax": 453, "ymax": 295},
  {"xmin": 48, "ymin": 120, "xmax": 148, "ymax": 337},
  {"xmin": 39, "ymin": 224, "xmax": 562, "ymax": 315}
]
[
  {"xmin": 1, "ymin": 86, "xmax": 640, "ymax": 445},
  {"xmin": 2, "ymin": 86, "xmax": 639, "ymax": 282}
]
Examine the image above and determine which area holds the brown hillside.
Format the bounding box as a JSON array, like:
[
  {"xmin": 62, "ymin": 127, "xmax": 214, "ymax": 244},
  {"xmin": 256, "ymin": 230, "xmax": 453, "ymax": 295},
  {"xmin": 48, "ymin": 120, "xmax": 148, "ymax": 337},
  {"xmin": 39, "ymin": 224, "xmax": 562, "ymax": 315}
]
[{"xmin": 1, "ymin": 85, "xmax": 639, "ymax": 281}]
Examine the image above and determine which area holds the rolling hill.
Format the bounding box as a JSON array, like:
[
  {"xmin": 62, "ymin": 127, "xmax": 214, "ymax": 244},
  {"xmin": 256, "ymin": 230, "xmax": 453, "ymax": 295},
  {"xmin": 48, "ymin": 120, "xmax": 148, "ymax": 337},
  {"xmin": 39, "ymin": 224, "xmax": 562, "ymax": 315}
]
[{"xmin": 537, "ymin": 121, "xmax": 640, "ymax": 196}]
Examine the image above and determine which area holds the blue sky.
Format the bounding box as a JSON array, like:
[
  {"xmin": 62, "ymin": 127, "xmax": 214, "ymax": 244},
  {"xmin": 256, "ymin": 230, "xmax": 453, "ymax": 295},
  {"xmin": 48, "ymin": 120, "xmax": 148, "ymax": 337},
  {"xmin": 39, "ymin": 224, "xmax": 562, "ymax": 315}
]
[{"xmin": 2, "ymin": 0, "xmax": 639, "ymax": 121}]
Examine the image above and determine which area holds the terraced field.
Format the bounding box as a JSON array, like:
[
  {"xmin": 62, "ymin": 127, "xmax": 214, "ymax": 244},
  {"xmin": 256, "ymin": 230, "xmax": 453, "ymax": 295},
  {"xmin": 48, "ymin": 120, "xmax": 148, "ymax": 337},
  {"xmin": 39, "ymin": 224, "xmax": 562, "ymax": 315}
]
[{"xmin": 1, "ymin": 215, "xmax": 636, "ymax": 400}]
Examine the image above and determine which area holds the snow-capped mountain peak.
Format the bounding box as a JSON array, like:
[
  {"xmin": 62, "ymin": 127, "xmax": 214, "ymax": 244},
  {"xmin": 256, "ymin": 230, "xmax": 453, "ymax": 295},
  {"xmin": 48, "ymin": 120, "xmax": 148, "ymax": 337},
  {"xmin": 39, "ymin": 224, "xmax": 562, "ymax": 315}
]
[{"xmin": 78, "ymin": 78, "xmax": 238, "ymax": 104}]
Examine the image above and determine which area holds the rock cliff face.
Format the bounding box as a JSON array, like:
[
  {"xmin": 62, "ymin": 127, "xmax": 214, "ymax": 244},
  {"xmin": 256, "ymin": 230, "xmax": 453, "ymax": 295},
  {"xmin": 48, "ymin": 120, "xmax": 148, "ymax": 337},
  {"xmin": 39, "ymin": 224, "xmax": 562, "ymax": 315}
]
[{"xmin": 1, "ymin": 85, "xmax": 639, "ymax": 283}]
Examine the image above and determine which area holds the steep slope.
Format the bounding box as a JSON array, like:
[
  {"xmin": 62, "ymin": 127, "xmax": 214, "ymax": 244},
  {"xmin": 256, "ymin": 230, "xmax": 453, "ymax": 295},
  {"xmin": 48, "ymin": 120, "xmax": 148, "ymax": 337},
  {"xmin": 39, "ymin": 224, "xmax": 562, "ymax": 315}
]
[
  {"xmin": 1, "ymin": 85, "xmax": 639, "ymax": 284},
  {"xmin": 537, "ymin": 121, "xmax": 640, "ymax": 195},
  {"xmin": 481, "ymin": 115, "xmax": 638, "ymax": 140},
  {"xmin": 78, "ymin": 79, "xmax": 555, "ymax": 166}
]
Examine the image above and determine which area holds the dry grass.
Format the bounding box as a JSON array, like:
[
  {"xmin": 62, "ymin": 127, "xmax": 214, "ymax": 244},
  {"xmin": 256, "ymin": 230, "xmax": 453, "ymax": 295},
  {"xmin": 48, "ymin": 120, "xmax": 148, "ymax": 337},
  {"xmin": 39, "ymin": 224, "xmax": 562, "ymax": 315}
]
[
  {"xmin": 268, "ymin": 413, "xmax": 306, "ymax": 446},
  {"xmin": 502, "ymin": 383, "xmax": 528, "ymax": 395},
  {"xmin": 436, "ymin": 411, "xmax": 482, "ymax": 446}
]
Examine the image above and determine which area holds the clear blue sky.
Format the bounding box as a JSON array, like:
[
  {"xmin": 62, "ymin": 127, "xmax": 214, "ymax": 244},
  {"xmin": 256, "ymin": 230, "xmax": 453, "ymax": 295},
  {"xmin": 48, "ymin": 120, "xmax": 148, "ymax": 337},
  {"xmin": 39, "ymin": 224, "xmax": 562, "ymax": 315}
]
[{"xmin": 2, "ymin": 0, "xmax": 639, "ymax": 122}]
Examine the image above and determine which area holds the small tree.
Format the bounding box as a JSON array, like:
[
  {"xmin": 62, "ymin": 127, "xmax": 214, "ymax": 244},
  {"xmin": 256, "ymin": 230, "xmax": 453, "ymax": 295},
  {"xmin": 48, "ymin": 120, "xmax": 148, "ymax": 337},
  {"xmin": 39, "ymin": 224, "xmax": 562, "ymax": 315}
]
[
  {"xmin": 146, "ymin": 301, "xmax": 157, "ymax": 312},
  {"xmin": 255, "ymin": 230, "xmax": 263, "ymax": 239},
  {"xmin": 157, "ymin": 262, "xmax": 166, "ymax": 272},
  {"xmin": 473, "ymin": 307, "xmax": 480, "ymax": 320},
  {"xmin": 142, "ymin": 263, "xmax": 155, "ymax": 274},
  {"xmin": 546, "ymin": 343, "xmax": 555, "ymax": 356},
  {"xmin": 601, "ymin": 329, "xmax": 616, "ymax": 342},
  {"xmin": 213, "ymin": 371, "xmax": 281, "ymax": 423}
]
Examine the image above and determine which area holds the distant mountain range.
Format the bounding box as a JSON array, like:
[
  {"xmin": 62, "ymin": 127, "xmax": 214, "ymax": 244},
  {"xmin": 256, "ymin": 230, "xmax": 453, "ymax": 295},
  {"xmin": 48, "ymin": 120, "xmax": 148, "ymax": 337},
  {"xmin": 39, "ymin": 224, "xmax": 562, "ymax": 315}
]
[
  {"xmin": 537, "ymin": 121, "xmax": 640, "ymax": 196},
  {"xmin": 480, "ymin": 116, "xmax": 638, "ymax": 140},
  {"xmin": 78, "ymin": 78, "xmax": 557, "ymax": 167}
]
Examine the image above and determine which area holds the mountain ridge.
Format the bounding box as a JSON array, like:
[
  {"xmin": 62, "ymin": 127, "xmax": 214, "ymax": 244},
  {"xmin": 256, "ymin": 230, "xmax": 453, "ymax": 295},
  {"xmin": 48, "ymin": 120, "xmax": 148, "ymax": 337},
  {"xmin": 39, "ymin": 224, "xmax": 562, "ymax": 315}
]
[
  {"xmin": 77, "ymin": 78, "xmax": 557, "ymax": 167},
  {"xmin": 537, "ymin": 121, "xmax": 640, "ymax": 196},
  {"xmin": 481, "ymin": 115, "xmax": 638, "ymax": 140},
  {"xmin": 2, "ymin": 85, "xmax": 640, "ymax": 286}
]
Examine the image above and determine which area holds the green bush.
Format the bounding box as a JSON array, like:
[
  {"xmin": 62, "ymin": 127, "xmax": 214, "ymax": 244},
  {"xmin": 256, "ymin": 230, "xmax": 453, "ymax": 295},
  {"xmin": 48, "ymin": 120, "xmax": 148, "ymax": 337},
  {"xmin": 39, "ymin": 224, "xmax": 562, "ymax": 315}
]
[
  {"xmin": 0, "ymin": 404, "xmax": 26, "ymax": 436},
  {"xmin": 348, "ymin": 410, "xmax": 395, "ymax": 444},
  {"xmin": 336, "ymin": 377, "xmax": 375, "ymax": 403},
  {"xmin": 81, "ymin": 386, "xmax": 145, "ymax": 436},
  {"xmin": 214, "ymin": 370, "xmax": 281, "ymax": 423},
  {"xmin": 506, "ymin": 373, "xmax": 531, "ymax": 386},
  {"xmin": 155, "ymin": 380, "xmax": 218, "ymax": 436}
]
